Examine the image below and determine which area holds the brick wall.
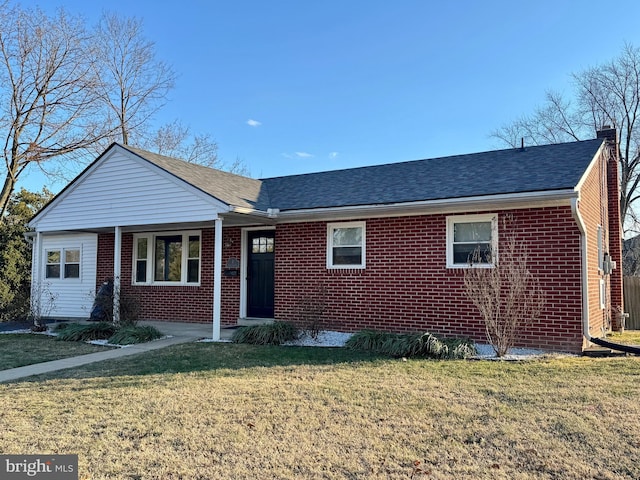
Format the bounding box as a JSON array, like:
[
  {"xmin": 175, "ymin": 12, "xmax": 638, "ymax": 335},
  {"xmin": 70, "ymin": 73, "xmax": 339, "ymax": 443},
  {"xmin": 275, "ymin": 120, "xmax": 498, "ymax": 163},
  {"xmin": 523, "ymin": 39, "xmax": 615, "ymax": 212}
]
[
  {"xmin": 96, "ymin": 227, "xmax": 241, "ymax": 325},
  {"xmin": 577, "ymin": 149, "xmax": 611, "ymax": 339},
  {"xmin": 275, "ymin": 207, "xmax": 584, "ymax": 352},
  {"xmin": 595, "ymin": 128, "xmax": 624, "ymax": 329},
  {"xmin": 607, "ymin": 145, "xmax": 624, "ymax": 328}
]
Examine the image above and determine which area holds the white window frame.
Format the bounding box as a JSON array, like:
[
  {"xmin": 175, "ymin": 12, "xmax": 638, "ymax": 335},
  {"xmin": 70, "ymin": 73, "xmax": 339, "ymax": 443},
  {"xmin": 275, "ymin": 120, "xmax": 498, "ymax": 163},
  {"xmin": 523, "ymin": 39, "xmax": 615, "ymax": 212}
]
[
  {"xmin": 45, "ymin": 249, "xmax": 61, "ymax": 279},
  {"xmin": 327, "ymin": 221, "xmax": 366, "ymax": 269},
  {"xmin": 44, "ymin": 247, "xmax": 82, "ymax": 280},
  {"xmin": 446, "ymin": 214, "xmax": 498, "ymax": 268},
  {"xmin": 132, "ymin": 230, "xmax": 201, "ymax": 286},
  {"xmin": 63, "ymin": 248, "xmax": 81, "ymax": 279}
]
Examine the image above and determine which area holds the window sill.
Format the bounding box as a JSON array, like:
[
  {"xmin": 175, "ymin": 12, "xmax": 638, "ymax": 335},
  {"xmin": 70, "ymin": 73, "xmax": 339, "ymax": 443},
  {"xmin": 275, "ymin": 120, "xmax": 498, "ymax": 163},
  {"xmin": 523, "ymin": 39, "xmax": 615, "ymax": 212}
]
[
  {"xmin": 446, "ymin": 263, "xmax": 495, "ymax": 269},
  {"xmin": 327, "ymin": 265, "xmax": 365, "ymax": 270}
]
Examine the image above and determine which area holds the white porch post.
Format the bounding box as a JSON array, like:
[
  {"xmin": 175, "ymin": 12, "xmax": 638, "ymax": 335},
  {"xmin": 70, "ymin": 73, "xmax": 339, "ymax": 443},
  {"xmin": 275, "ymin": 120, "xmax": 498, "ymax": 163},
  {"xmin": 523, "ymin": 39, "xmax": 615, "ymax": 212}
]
[
  {"xmin": 113, "ymin": 226, "xmax": 122, "ymax": 324},
  {"xmin": 213, "ymin": 218, "xmax": 222, "ymax": 340}
]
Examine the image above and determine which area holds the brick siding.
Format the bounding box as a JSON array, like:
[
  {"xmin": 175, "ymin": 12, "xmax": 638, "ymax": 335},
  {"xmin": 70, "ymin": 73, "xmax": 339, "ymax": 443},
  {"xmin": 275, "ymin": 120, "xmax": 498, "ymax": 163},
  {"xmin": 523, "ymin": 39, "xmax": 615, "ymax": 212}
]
[
  {"xmin": 275, "ymin": 207, "xmax": 584, "ymax": 352},
  {"xmin": 96, "ymin": 228, "xmax": 241, "ymax": 325}
]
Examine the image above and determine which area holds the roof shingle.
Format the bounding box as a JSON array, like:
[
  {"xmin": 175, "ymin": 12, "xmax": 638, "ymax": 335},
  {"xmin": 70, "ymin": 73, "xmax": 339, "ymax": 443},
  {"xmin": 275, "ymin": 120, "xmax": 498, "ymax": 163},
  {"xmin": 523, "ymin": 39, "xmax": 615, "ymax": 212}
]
[{"xmin": 123, "ymin": 138, "xmax": 604, "ymax": 213}]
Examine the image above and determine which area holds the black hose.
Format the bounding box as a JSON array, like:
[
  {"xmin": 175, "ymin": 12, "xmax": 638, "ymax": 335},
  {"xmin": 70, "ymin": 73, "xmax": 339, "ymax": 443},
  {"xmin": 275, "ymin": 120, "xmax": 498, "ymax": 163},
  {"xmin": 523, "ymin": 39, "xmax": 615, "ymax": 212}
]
[{"xmin": 589, "ymin": 336, "xmax": 640, "ymax": 355}]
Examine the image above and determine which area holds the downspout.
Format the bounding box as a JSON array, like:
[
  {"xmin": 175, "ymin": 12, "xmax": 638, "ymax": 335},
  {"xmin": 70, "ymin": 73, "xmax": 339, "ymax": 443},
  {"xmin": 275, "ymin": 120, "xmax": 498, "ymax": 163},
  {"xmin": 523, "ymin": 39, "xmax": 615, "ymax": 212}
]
[
  {"xmin": 212, "ymin": 217, "xmax": 222, "ymax": 341},
  {"xmin": 570, "ymin": 197, "xmax": 592, "ymax": 344},
  {"xmin": 571, "ymin": 197, "xmax": 640, "ymax": 354}
]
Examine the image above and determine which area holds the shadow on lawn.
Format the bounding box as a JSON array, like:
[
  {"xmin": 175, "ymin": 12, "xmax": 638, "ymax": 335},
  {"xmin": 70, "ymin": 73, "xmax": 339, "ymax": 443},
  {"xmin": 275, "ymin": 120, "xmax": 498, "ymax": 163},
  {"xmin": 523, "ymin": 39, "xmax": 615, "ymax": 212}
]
[{"xmin": 18, "ymin": 342, "xmax": 387, "ymax": 384}]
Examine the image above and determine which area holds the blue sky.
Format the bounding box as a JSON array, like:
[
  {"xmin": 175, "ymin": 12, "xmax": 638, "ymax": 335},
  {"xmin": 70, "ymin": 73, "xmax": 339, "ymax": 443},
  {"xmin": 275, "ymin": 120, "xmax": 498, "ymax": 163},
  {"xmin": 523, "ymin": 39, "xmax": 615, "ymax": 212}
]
[{"xmin": 16, "ymin": 0, "xmax": 640, "ymax": 193}]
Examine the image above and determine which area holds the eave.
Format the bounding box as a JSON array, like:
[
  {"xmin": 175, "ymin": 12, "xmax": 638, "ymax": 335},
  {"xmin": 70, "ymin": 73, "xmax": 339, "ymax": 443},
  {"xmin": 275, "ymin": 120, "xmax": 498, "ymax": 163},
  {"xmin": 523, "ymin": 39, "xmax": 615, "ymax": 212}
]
[{"xmin": 271, "ymin": 189, "xmax": 579, "ymax": 223}]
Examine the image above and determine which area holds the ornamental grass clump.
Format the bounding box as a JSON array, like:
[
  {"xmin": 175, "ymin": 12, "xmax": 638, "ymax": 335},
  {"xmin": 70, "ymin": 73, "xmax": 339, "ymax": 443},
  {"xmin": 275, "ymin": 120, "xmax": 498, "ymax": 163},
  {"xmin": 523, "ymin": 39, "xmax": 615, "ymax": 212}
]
[
  {"xmin": 346, "ymin": 330, "xmax": 476, "ymax": 359},
  {"xmin": 231, "ymin": 321, "xmax": 299, "ymax": 345},
  {"xmin": 54, "ymin": 322, "xmax": 162, "ymax": 345},
  {"xmin": 54, "ymin": 322, "xmax": 117, "ymax": 342},
  {"xmin": 107, "ymin": 325, "xmax": 163, "ymax": 345}
]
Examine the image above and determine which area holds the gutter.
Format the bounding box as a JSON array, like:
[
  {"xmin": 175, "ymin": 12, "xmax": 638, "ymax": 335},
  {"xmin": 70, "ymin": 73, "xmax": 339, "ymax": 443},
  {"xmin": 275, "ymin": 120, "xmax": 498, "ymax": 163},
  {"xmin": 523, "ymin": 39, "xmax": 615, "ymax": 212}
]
[{"xmin": 277, "ymin": 189, "xmax": 578, "ymax": 223}]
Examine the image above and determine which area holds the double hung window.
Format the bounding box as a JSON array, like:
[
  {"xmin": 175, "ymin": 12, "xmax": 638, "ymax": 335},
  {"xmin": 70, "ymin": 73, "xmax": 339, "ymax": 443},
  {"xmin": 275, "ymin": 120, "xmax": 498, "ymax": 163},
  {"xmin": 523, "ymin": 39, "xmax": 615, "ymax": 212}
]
[
  {"xmin": 45, "ymin": 248, "xmax": 81, "ymax": 279},
  {"xmin": 133, "ymin": 231, "xmax": 201, "ymax": 285},
  {"xmin": 327, "ymin": 222, "xmax": 366, "ymax": 268},
  {"xmin": 446, "ymin": 214, "xmax": 497, "ymax": 268}
]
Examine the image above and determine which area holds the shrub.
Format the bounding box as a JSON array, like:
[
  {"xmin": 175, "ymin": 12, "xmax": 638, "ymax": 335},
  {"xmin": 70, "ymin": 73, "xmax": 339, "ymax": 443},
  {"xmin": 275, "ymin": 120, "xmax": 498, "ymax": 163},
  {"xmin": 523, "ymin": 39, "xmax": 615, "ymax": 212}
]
[
  {"xmin": 296, "ymin": 283, "xmax": 328, "ymax": 339},
  {"xmin": 463, "ymin": 225, "xmax": 545, "ymax": 357},
  {"xmin": 231, "ymin": 322, "xmax": 299, "ymax": 345},
  {"xmin": 107, "ymin": 325, "xmax": 163, "ymax": 345},
  {"xmin": 345, "ymin": 330, "xmax": 476, "ymax": 360},
  {"xmin": 55, "ymin": 322, "xmax": 117, "ymax": 342}
]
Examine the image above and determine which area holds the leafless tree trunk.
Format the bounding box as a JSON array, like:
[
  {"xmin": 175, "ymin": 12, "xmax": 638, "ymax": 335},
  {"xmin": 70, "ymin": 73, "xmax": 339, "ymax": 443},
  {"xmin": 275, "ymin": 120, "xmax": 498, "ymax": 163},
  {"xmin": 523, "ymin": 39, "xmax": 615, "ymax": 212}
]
[
  {"xmin": 93, "ymin": 12, "xmax": 176, "ymax": 147},
  {"xmin": 0, "ymin": 3, "xmax": 109, "ymax": 218},
  {"xmin": 492, "ymin": 43, "xmax": 640, "ymax": 234},
  {"xmin": 463, "ymin": 234, "xmax": 545, "ymax": 357}
]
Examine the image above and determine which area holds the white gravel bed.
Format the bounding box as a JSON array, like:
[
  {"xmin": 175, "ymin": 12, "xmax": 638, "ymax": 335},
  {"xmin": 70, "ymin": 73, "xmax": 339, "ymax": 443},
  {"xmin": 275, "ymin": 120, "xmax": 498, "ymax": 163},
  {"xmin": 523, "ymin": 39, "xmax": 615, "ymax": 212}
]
[
  {"xmin": 472, "ymin": 343, "xmax": 573, "ymax": 360},
  {"xmin": 283, "ymin": 331, "xmax": 352, "ymax": 347}
]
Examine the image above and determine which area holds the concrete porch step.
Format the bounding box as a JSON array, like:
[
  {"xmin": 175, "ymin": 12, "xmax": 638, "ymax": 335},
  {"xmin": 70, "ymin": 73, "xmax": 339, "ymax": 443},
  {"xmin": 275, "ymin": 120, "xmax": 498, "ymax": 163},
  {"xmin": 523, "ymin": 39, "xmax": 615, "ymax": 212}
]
[{"xmin": 582, "ymin": 346, "xmax": 625, "ymax": 357}]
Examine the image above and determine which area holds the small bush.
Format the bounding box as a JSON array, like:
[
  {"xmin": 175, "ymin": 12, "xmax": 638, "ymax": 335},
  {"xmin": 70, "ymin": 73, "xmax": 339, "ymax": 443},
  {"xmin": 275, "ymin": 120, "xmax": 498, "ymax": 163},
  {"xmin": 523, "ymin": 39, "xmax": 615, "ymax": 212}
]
[
  {"xmin": 231, "ymin": 322, "xmax": 299, "ymax": 345},
  {"xmin": 55, "ymin": 322, "xmax": 117, "ymax": 342},
  {"xmin": 107, "ymin": 325, "xmax": 163, "ymax": 345},
  {"xmin": 346, "ymin": 330, "xmax": 476, "ymax": 359}
]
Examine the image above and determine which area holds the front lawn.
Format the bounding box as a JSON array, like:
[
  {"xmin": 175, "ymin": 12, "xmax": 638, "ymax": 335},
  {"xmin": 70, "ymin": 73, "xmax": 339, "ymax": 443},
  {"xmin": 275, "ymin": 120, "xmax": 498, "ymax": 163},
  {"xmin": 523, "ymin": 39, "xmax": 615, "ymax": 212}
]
[
  {"xmin": 608, "ymin": 329, "xmax": 640, "ymax": 346},
  {"xmin": 0, "ymin": 333, "xmax": 114, "ymax": 370},
  {"xmin": 0, "ymin": 343, "xmax": 638, "ymax": 479}
]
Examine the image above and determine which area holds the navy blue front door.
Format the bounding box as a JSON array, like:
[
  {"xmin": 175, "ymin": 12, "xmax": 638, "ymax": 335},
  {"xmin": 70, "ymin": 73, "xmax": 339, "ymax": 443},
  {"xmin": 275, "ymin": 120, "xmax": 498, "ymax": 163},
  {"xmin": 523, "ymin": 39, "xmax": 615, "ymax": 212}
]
[{"xmin": 247, "ymin": 231, "xmax": 275, "ymax": 318}]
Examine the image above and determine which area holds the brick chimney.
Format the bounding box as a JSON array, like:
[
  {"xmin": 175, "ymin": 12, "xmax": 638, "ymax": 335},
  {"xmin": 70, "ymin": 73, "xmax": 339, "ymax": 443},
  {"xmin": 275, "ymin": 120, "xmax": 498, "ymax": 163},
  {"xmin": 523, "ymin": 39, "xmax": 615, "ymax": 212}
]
[{"xmin": 597, "ymin": 126, "xmax": 624, "ymax": 328}]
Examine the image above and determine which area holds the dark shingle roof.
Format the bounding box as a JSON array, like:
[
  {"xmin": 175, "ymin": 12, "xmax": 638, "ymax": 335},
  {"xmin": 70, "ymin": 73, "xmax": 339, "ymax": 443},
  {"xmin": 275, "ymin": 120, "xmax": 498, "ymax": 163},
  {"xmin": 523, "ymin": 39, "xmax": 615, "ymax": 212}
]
[
  {"xmin": 123, "ymin": 145, "xmax": 270, "ymax": 210},
  {"xmin": 123, "ymin": 139, "xmax": 603, "ymax": 213},
  {"xmin": 261, "ymin": 139, "xmax": 604, "ymax": 211}
]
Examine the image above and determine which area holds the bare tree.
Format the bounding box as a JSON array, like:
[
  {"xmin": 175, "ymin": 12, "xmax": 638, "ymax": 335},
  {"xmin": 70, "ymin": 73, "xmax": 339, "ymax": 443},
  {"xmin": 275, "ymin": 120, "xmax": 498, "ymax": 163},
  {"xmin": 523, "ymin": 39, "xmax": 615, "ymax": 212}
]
[
  {"xmin": 145, "ymin": 120, "xmax": 250, "ymax": 175},
  {"xmin": 463, "ymin": 233, "xmax": 545, "ymax": 357},
  {"xmin": 93, "ymin": 12, "xmax": 176, "ymax": 147},
  {"xmin": 0, "ymin": 3, "xmax": 108, "ymax": 218},
  {"xmin": 146, "ymin": 120, "xmax": 218, "ymax": 167},
  {"xmin": 492, "ymin": 44, "xmax": 640, "ymax": 233}
]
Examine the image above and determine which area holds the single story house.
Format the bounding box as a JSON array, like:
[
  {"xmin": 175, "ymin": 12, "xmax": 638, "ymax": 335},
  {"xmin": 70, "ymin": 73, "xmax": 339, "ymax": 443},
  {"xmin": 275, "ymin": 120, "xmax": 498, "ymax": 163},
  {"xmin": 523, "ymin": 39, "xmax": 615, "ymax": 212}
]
[{"xmin": 28, "ymin": 128, "xmax": 623, "ymax": 352}]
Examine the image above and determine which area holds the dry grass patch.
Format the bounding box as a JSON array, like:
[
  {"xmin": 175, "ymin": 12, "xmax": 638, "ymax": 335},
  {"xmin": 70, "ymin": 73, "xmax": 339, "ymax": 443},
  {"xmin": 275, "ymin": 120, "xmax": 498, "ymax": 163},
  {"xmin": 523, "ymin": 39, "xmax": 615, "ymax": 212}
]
[
  {"xmin": 0, "ymin": 333, "xmax": 113, "ymax": 369},
  {"xmin": 608, "ymin": 329, "xmax": 640, "ymax": 346},
  {"xmin": 0, "ymin": 343, "xmax": 639, "ymax": 479}
]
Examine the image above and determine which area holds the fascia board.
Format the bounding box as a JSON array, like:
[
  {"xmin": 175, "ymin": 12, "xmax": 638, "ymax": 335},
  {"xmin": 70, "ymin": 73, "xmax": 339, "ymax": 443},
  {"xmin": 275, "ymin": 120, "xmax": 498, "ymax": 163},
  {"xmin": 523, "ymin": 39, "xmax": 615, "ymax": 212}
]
[
  {"xmin": 273, "ymin": 189, "xmax": 578, "ymax": 223},
  {"xmin": 574, "ymin": 141, "xmax": 607, "ymax": 193}
]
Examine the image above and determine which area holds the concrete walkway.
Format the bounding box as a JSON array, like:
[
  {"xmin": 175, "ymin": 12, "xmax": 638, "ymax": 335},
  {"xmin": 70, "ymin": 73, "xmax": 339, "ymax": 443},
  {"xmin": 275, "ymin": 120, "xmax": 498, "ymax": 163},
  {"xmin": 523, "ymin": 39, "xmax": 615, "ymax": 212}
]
[{"xmin": 0, "ymin": 321, "xmax": 235, "ymax": 383}]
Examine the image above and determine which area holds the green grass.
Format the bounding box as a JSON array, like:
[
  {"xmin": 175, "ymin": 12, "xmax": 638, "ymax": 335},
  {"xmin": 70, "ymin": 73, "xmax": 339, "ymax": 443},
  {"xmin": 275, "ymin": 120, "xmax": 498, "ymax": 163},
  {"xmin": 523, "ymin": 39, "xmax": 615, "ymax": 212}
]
[
  {"xmin": 107, "ymin": 325, "xmax": 164, "ymax": 345},
  {"xmin": 231, "ymin": 321, "xmax": 299, "ymax": 345},
  {"xmin": 0, "ymin": 342, "xmax": 639, "ymax": 479},
  {"xmin": 0, "ymin": 334, "xmax": 113, "ymax": 370},
  {"xmin": 346, "ymin": 330, "xmax": 476, "ymax": 359},
  {"xmin": 54, "ymin": 322, "xmax": 117, "ymax": 341},
  {"xmin": 55, "ymin": 322, "xmax": 164, "ymax": 345}
]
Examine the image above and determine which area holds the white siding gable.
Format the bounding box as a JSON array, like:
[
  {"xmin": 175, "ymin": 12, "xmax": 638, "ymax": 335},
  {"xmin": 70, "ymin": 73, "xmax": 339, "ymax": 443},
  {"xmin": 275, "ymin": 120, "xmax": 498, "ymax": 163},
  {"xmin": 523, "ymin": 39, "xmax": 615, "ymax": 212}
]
[{"xmin": 31, "ymin": 146, "xmax": 228, "ymax": 232}]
